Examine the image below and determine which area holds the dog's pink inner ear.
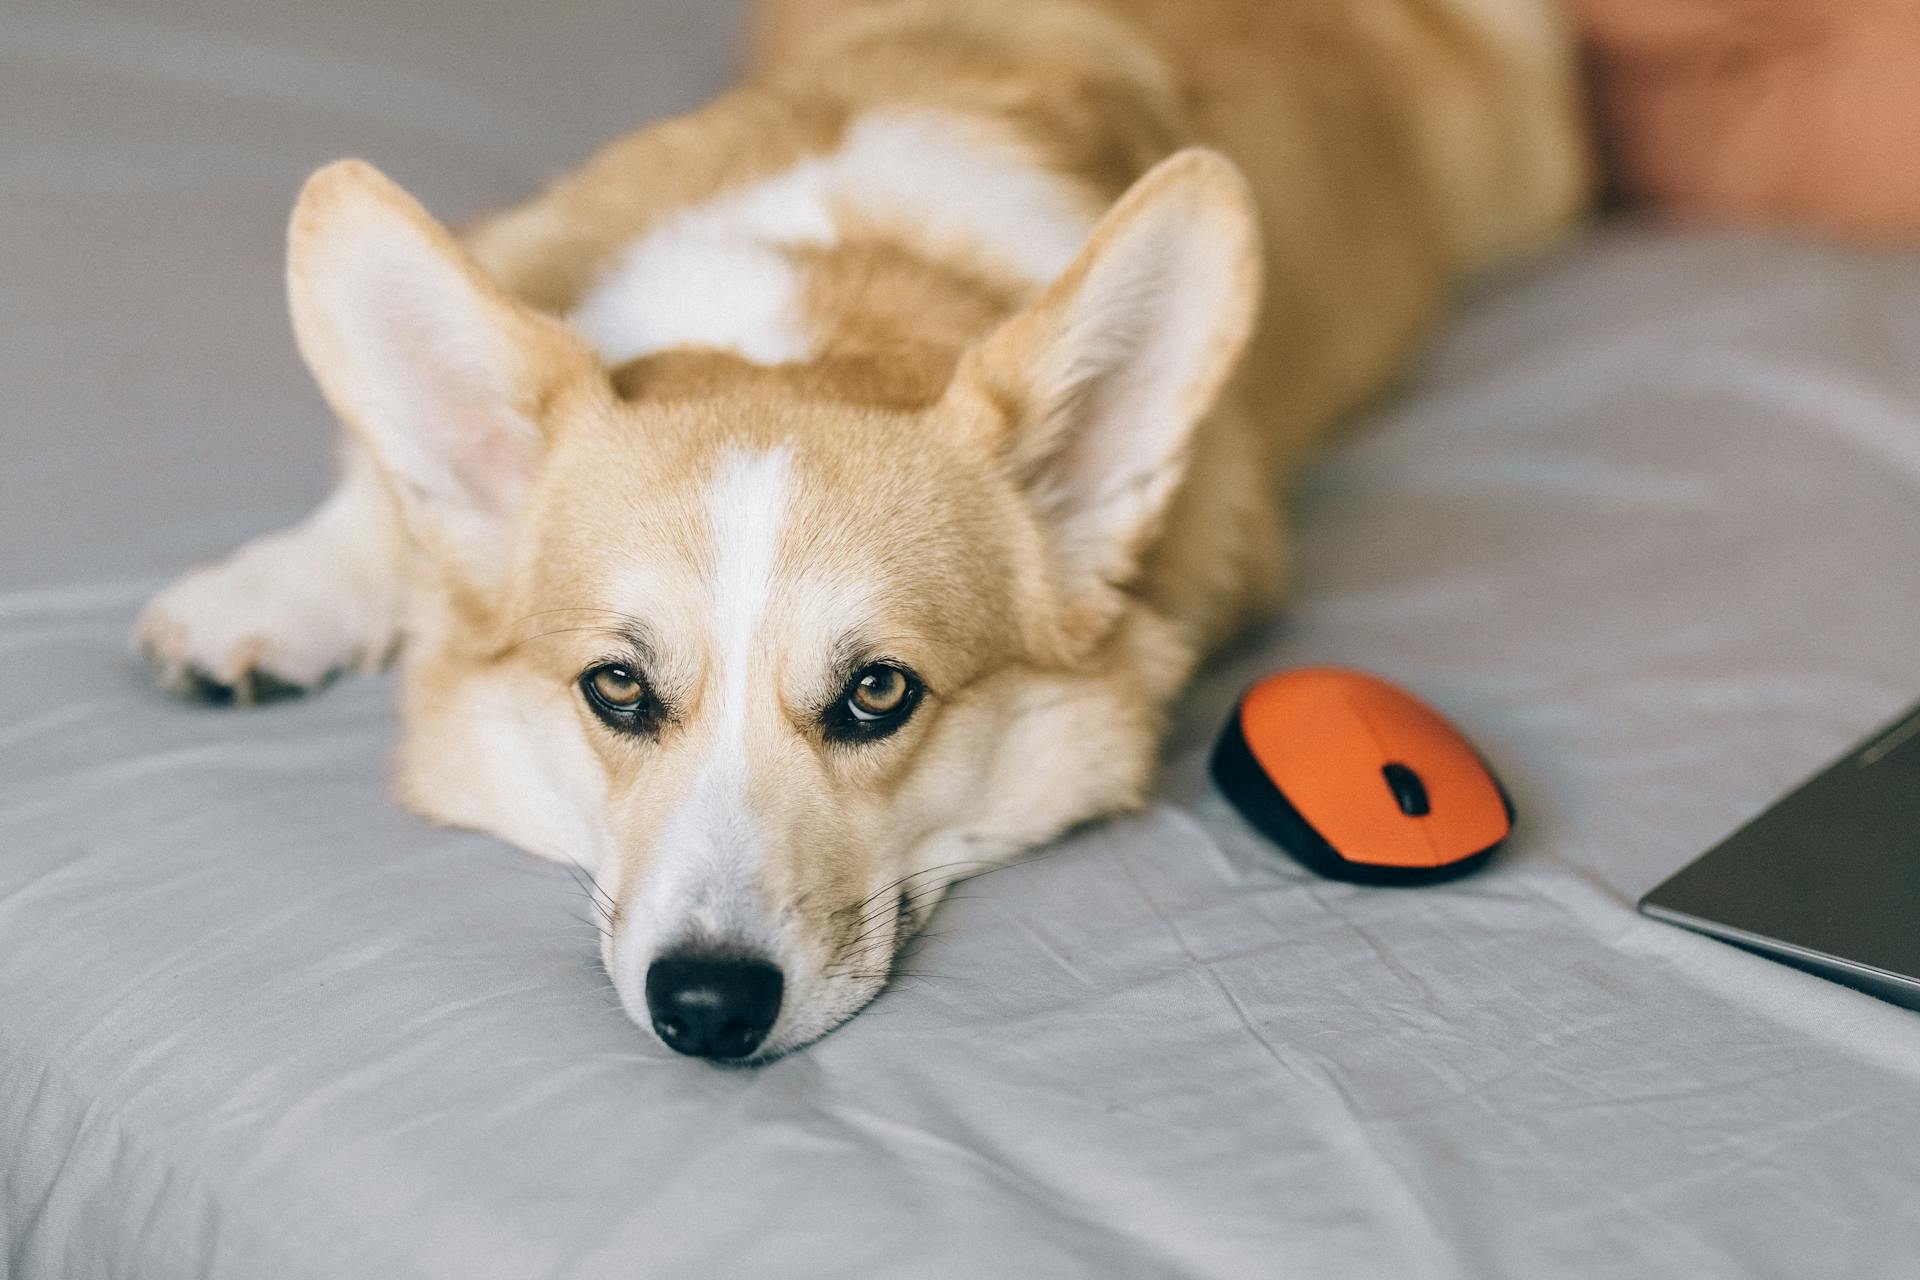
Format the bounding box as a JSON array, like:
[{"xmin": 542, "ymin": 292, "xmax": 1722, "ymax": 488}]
[
  {"xmin": 287, "ymin": 159, "xmax": 599, "ymax": 587},
  {"xmin": 949, "ymin": 149, "xmax": 1262, "ymax": 610}
]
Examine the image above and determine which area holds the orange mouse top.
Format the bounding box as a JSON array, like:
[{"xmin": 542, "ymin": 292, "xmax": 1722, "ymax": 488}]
[{"xmin": 1211, "ymin": 667, "xmax": 1512, "ymax": 884}]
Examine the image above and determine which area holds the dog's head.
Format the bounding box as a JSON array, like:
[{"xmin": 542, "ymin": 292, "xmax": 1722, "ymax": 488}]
[{"xmin": 286, "ymin": 151, "xmax": 1259, "ymax": 1060}]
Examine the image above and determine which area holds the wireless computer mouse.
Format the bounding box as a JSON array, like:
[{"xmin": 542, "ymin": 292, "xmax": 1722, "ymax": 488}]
[{"xmin": 1211, "ymin": 667, "xmax": 1513, "ymax": 884}]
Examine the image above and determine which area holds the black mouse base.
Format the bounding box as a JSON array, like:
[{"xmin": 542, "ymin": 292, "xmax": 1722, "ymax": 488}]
[{"xmin": 1209, "ymin": 713, "xmax": 1500, "ymax": 887}]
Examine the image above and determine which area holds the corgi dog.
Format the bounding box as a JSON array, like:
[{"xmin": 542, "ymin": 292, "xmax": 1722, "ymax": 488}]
[{"xmin": 135, "ymin": 0, "xmax": 1587, "ymax": 1060}]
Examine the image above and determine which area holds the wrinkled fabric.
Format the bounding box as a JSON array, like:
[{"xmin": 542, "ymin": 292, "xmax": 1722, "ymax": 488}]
[{"xmin": 5, "ymin": 2, "xmax": 1920, "ymax": 1278}]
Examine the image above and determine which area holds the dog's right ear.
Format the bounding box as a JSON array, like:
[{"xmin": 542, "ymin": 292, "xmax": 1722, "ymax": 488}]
[{"xmin": 287, "ymin": 160, "xmax": 600, "ymax": 591}]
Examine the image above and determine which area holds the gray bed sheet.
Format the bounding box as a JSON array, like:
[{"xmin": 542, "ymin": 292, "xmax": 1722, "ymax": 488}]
[{"xmin": 6, "ymin": 1, "xmax": 1920, "ymax": 1277}]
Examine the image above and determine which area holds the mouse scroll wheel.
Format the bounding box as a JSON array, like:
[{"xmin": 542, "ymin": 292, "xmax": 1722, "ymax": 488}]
[{"xmin": 1381, "ymin": 762, "xmax": 1430, "ymax": 817}]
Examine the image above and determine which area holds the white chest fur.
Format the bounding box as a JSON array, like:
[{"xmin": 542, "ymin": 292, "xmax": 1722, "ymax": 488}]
[{"xmin": 566, "ymin": 111, "xmax": 1097, "ymax": 367}]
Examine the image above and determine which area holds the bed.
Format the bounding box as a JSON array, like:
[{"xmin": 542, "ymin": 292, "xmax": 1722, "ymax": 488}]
[{"xmin": 5, "ymin": 1, "xmax": 1920, "ymax": 1276}]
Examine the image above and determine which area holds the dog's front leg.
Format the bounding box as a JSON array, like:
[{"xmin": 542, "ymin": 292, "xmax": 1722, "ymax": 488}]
[{"xmin": 134, "ymin": 434, "xmax": 406, "ymax": 704}]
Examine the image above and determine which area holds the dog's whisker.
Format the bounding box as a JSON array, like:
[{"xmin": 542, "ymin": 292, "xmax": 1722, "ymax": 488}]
[
  {"xmin": 495, "ymin": 624, "xmax": 634, "ymax": 658},
  {"xmin": 844, "ymin": 868, "xmax": 982, "ymax": 929},
  {"xmin": 873, "ymin": 878, "xmax": 952, "ymax": 916},
  {"xmin": 846, "ymin": 859, "xmax": 998, "ymax": 914},
  {"xmin": 492, "ymin": 606, "xmax": 658, "ymax": 659},
  {"xmin": 561, "ymin": 861, "xmax": 618, "ymax": 912},
  {"xmin": 555, "ymin": 860, "xmax": 621, "ymax": 935},
  {"xmin": 559, "ymin": 886, "xmax": 615, "ymax": 926},
  {"xmin": 561, "ymin": 910, "xmax": 613, "ymax": 940},
  {"xmin": 851, "ymin": 858, "xmax": 1009, "ymax": 906},
  {"xmin": 836, "ymin": 887, "xmax": 946, "ymax": 953},
  {"xmin": 831, "ymin": 922, "xmax": 910, "ymax": 964},
  {"xmin": 826, "ymin": 880, "xmax": 998, "ymax": 977},
  {"xmin": 561, "ymin": 882, "xmax": 614, "ymax": 913}
]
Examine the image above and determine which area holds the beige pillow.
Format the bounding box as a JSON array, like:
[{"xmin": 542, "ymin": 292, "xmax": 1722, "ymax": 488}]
[{"xmin": 1572, "ymin": 0, "xmax": 1920, "ymax": 241}]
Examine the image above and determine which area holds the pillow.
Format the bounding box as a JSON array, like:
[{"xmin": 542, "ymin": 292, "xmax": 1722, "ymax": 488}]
[{"xmin": 1571, "ymin": 0, "xmax": 1920, "ymax": 240}]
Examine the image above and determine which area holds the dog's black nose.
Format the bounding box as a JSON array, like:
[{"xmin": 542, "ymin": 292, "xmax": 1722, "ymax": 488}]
[{"xmin": 644, "ymin": 953, "xmax": 784, "ymax": 1060}]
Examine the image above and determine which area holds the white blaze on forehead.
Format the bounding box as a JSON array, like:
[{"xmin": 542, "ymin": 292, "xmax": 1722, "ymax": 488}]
[
  {"xmin": 618, "ymin": 445, "xmax": 796, "ymax": 966},
  {"xmin": 567, "ymin": 111, "xmax": 1098, "ymax": 367},
  {"xmin": 703, "ymin": 444, "xmax": 795, "ymax": 738}
]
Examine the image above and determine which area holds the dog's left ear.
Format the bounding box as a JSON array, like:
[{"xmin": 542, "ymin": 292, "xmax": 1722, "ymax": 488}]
[
  {"xmin": 945, "ymin": 148, "xmax": 1262, "ymax": 632},
  {"xmin": 287, "ymin": 160, "xmax": 601, "ymax": 591}
]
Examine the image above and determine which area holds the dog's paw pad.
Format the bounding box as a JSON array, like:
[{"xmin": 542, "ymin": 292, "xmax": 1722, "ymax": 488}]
[
  {"xmin": 136, "ymin": 607, "xmax": 336, "ymax": 706},
  {"xmin": 167, "ymin": 661, "xmax": 332, "ymax": 707}
]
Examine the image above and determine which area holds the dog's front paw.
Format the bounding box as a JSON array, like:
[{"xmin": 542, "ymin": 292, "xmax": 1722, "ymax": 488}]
[{"xmin": 135, "ymin": 523, "xmax": 399, "ymax": 706}]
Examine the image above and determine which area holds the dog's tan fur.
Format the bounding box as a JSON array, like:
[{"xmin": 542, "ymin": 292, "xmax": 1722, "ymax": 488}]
[{"xmin": 137, "ymin": 0, "xmax": 1587, "ymax": 1056}]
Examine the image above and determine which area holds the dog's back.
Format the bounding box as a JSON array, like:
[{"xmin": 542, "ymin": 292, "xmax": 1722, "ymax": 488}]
[
  {"xmin": 1104, "ymin": 0, "xmax": 1588, "ymax": 472},
  {"xmin": 748, "ymin": 0, "xmax": 1589, "ymax": 474}
]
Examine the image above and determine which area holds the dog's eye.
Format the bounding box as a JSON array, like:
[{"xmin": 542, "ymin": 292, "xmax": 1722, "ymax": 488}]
[
  {"xmin": 850, "ymin": 666, "xmax": 909, "ymax": 718},
  {"xmin": 580, "ymin": 663, "xmax": 657, "ymax": 732},
  {"xmin": 825, "ymin": 663, "xmax": 921, "ymax": 742}
]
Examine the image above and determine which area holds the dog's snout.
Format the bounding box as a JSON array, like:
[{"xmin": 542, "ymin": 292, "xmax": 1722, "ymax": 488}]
[{"xmin": 644, "ymin": 953, "xmax": 784, "ymax": 1060}]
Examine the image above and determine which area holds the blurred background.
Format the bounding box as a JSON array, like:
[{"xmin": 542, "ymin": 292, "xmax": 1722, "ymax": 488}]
[{"xmin": 1, "ymin": 0, "xmax": 745, "ymax": 592}]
